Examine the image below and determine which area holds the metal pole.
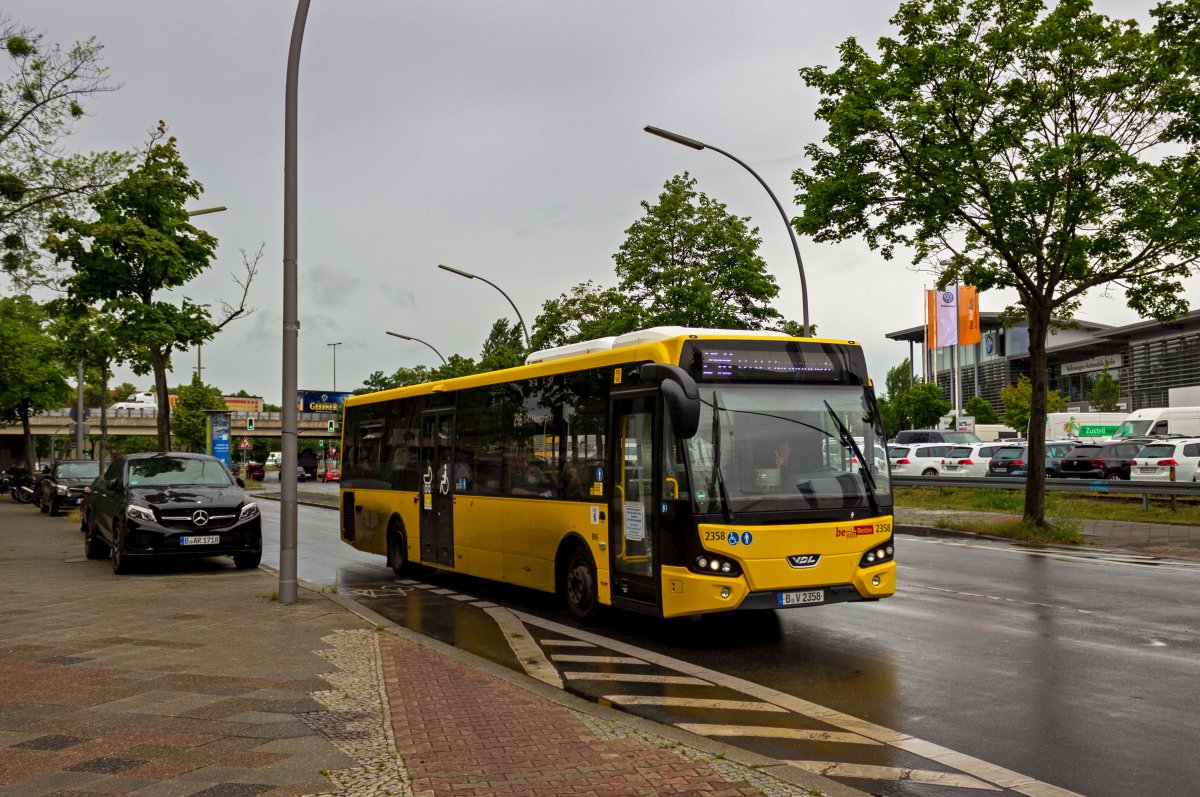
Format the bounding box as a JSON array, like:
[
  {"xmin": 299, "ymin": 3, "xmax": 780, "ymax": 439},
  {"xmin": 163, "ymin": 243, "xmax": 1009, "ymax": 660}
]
[
  {"xmin": 75, "ymin": 362, "xmax": 85, "ymax": 458},
  {"xmin": 386, "ymin": 331, "xmax": 447, "ymax": 364},
  {"xmin": 436, "ymin": 264, "xmax": 530, "ymax": 348},
  {"xmin": 644, "ymin": 125, "xmax": 810, "ymax": 334},
  {"xmin": 327, "ymin": 342, "xmax": 342, "ymax": 391},
  {"xmin": 280, "ymin": 0, "xmax": 311, "ymax": 606}
]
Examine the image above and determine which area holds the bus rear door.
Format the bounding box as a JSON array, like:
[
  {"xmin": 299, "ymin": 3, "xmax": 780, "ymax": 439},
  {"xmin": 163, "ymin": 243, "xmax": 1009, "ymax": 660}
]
[{"xmin": 419, "ymin": 408, "xmax": 455, "ymax": 566}]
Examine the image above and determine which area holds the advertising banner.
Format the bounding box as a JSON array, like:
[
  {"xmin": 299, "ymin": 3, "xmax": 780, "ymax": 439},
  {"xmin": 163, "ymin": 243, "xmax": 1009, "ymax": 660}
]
[
  {"xmin": 206, "ymin": 411, "xmax": 232, "ymax": 469},
  {"xmin": 297, "ymin": 391, "xmax": 352, "ymax": 414},
  {"xmin": 936, "ymin": 288, "xmax": 959, "ymax": 347},
  {"xmin": 958, "ymin": 285, "xmax": 980, "ymax": 345}
]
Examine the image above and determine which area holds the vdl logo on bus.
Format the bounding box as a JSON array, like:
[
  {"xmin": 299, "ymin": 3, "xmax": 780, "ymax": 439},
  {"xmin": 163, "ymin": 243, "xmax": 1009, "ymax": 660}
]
[{"xmin": 787, "ymin": 554, "xmax": 821, "ymax": 569}]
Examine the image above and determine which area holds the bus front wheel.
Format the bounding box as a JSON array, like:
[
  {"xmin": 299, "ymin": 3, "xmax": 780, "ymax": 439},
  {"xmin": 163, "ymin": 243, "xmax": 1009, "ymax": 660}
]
[{"xmin": 564, "ymin": 546, "xmax": 598, "ymax": 622}]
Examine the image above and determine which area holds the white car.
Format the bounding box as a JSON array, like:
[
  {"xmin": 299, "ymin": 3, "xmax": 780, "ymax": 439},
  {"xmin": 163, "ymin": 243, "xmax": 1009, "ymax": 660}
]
[
  {"xmin": 888, "ymin": 443, "xmax": 956, "ymax": 476},
  {"xmin": 940, "ymin": 442, "xmax": 1010, "ymax": 478},
  {"xmin": 1130, "ymin": 438, "xmax": 1200, "ymax": 482}
]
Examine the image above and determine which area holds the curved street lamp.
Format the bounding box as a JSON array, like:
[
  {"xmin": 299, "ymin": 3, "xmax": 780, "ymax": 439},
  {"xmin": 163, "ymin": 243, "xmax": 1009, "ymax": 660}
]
[
  {"xmin": 437, "ymin": 264, "xmax": 531, "ymax": 348},
  {"xmin": 643, "ymin": 125, "xmax": 810, "ymax": 335},
  {"xmin": 386, "ymin": 331, "xmax": 447, "ymax": 364}
]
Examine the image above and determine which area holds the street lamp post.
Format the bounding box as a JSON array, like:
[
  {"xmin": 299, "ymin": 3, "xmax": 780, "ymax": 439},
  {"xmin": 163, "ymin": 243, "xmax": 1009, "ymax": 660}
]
[
  {"xmin": 280, "ymin": 0, "xmax": 312, "ymax": 605},
  {"xmin": 437, "ymin": 264, "xmax": 531, "ymax": 348},
  {"xmin": 643, "ymin": 125, "xmax": 811, "ymax": 335},
  {"xmin": 327, "ymin": 342, "xmax": 342, "ymax": 391},
  {"xmin": 385, "ymin": 331, "xmax": 447, "ymax": 364},
  {"xmin": 193, "ymin": 303, "xmax": 212, "ymax": 377}
]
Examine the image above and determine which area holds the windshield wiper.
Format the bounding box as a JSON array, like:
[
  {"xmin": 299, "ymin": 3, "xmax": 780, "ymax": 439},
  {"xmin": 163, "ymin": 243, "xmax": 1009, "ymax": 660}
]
[
  {"xmin": 711, "ymin": 391, "xmax": 734, "ymax": 523},
  {"xmin": 823, "ymin": 400, "xmax": 879, "ymax": 514}
]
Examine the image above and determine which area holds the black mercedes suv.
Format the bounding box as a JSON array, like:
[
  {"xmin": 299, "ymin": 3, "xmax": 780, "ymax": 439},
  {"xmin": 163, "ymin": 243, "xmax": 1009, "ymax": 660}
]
[{"xmin": 81, "ymin": 452, "xmax": 262, "ymax": 574}]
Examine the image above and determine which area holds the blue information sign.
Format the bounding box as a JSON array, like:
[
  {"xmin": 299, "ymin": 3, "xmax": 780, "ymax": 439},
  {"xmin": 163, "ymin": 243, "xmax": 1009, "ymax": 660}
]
[{"xmin": 207, "ymin": 411, "xmax": 232, "ymax": 468}]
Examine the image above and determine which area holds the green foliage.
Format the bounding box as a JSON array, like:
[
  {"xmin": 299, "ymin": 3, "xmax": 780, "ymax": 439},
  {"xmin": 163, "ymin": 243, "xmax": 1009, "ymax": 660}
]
[
  {"xmin": 794, "ymin": 0, "xmax": 1200, "ymax": 523},
  {"xmin": 1000, "ymin": 375, "xmax": 1069, "ymax": 435},
  {"xmin": 905, "ymin": 381, "xmax": 950, "ymax": 428},
  {"xmin": 1, "ymin": 20, "xmax": 130, "ymax": 286},
  {"xmin": 46, "ymin": 125, "xmax": 219, "ymax": 450},
  {"xmin": 881, "ymin": 360, "xmax": 916, "ymax": 433},
  {"xmin": 1089, "ymin": 368, "xmax": 1121, "ymax": 412},
  {"xmin": 878, "ymin": 398, "xmax": 903, "ymax": 439},
  {"xmin": 478, "ymin": 318, "xmax": 525, "ymax": 372},
  {"xmin": 0, "ymin": 294, "xmax": 72, "ymax": 468},
  {"xmin": 171, "ymin": 373, "xmax": 226, "ymax": 452},
  {"xmin": 355, "ymin": 354, "xmax": 481, "ymax": 393},
  {"xmin": 965, "ymin": 395, "xmax": 999, "ymax": 424},
  {"xmin": 531, "ymin": 173, "xmax": 798, "ymax": 349}
]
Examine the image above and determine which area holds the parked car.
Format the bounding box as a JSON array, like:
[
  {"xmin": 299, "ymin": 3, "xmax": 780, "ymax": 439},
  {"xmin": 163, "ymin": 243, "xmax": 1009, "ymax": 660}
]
[
  {"xmin": 892, "ymin": 429, "xmax": 982, "ymax": 445},
  {"xmin": 1059, "ymin": 440, "xmax": 1144, "ymax": 480},
  {"xmin": 245, "ymin": 462, "xmax": 266, "ymax": 481},
  {"xmin": 295, "ymin": 466, "xmax": 310, "ymax": 482},
  {"xmin": 321, "ymin": 467, "xmax": 340, "ymax": 483},
  {"xmin": 985, "ymin": 441, "xmax": 1080, "ymax": 478},
  {"xmin": 1130, "ymin": 439, "xmax": 1200, "ymax": 482},
  {"xmin": 38, "ymin": 460, "xmax": 102, "ymax": 516},
  {"xmin": 80, "ymin": 452, "xmax": 262, "ymax": 574},
  {"xmin": 940, "ymin": 442, "xmax": 1010, "ymax": 477},
  {"xmin": 888, "ymin": 444, "xmax": 956, "ymax": 476}
]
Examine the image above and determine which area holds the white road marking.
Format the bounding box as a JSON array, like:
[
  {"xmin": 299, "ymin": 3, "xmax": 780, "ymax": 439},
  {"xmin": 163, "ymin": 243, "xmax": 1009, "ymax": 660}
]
[
  {"xmin": 541, "ymin": 639, "xmax": 596, "ymax": 648},
  {"xmin": 908, "ymin": 535, "xmax": 1200, "ymax": 573},
  {"xmin": 914, "ymin": 584, "xmax": 1093, "ymax": 614},
  {"xmin": 549, "ymin": 654, "xmax": 646, "ymax": 665},
  {"xmin": 449, "ymin": 593, "xmax": 475, "ymax": 601},
  {"xmin": 562, "ymin": 672, "xmax": 709, "ymax": 685},
  {"xmin": 679, "ymin": 724, "xmax": 878, "ymax": 745},
  {"xmin": 513, "ymin": 610, "xmax": 1086, "ymax": 797},
  {"xmin": 469, "ymin": 601, "xmax": 499, "ymax": 608},
  {"xmin": 429, "ymin": 588, "xmax": 456, "ymax": 595},
  {"xmin": 601, "ymin": 695, "xmax": 786, "ymax": 712},
  {"xmin": 788, "ymin": 761, "xmax": 999, "ymax": 790},
  {"xmin": 481, "ymin": 606, "xmax": 562, "ymax": 689}
]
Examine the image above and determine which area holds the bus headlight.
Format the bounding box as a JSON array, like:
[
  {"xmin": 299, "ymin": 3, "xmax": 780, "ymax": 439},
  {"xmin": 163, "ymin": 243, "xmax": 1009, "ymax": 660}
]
[
  {"xmin": 859, "ymin": 538, "xmax": 894, "ymax": 568},
  {"xmin": 693, "ymin": 554, "xmax": 740, "ymax": 577}
]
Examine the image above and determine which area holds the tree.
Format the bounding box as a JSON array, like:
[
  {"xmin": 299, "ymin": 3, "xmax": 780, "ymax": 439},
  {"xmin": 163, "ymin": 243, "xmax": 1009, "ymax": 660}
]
[
  {"xmin": 46, "ymin": 125, "xmax": 257, "ymax": 450},
  {"xmin": 532, "ymin": 173, "xmax": 801, "ymax": 348},
  {"xmin": 1089, "ymin": 368, "xmax": 1121, "ymax": 411},
  {"xmin": 47, "ymin": 304, "xmax": 125, "ymax": 467},
  {"xmin": 965, "ymin": 395, "xmax": 999, "ymax": 424},
  {"xmin": 0, "ymin": 294, "xmax": 72, "ymax": 469},
  {"xmin": 0, "ymin": 19, "xmax": 130, "ymax": 286},
  {"xmin": 478, "ymin": 318, "xmax": 525, "ymax": 372},
  {"xmin": 171, "ymin": 373, "xmax": 225, "ymax": 452},
  {"xmin": 1000, "ymin": 374, "xmax": 1068, "ymax": 435},
  {"xmin": 906, "ymin": 382, "xmax": 951, "ymax": 428},
  {"xmin": 794, "ymin": 0, "xmax": 1200, "ymax": 525}
]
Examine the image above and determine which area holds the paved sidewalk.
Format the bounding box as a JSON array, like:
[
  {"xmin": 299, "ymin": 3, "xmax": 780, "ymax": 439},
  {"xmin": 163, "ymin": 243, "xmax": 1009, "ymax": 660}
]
[{"xmin": 0, "ymin": 498, "xmax": 860, "ymax": 797}]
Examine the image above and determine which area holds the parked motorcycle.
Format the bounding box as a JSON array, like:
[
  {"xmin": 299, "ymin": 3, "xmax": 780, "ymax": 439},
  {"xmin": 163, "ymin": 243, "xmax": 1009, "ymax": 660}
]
[{"xmin": 9, "ymin": 471, "xmax": 39, "ymax": 504}]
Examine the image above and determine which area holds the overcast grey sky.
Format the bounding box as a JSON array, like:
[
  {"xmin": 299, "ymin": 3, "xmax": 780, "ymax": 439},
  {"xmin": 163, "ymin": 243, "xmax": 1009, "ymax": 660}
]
[{"xmin": 6, "ymin": 0, "xmax": 1174, "ymax": 404}]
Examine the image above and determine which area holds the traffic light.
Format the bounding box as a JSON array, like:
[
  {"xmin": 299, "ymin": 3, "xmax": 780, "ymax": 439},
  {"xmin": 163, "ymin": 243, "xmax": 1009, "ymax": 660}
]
[
  {"xmin": 327, "ymin": 419, "xmax": 336, "ymax": 433},
  {"xmin": 319, "ymin": 440, "xmax": 325, "ymax": 448},
  {"xmin": 247, "ymin": 417, "xmax": 255, "ymax": 431}
]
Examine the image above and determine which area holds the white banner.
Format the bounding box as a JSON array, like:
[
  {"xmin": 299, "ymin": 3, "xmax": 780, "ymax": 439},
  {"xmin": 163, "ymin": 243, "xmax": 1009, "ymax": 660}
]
[{"xmin": 936, "ymin": 289, "xmax": 958, "ymax": 347}]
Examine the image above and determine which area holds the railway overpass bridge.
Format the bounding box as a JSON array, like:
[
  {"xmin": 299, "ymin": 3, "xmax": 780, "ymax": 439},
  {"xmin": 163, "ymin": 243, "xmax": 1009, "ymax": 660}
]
[{"xmin": 1, "ymin": 409, "xmax": 339, "ymax": 448}]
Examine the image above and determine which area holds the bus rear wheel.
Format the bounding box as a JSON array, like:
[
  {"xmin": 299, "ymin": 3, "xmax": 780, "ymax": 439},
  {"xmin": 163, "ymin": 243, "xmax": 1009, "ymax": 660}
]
[
  {"xmin": 387, "ymin": 522, "xmax": 409, "ymax": 578},
  {"xmin": 563, "ymin": 546, "xmax": 598, "ymax": 622}
]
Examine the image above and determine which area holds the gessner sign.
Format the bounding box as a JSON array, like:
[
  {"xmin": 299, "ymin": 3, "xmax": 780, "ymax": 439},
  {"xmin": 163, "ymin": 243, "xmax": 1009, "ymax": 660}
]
[{"xmin": 297, "ymin": 391, "xmax": 351, "ymax": 413}]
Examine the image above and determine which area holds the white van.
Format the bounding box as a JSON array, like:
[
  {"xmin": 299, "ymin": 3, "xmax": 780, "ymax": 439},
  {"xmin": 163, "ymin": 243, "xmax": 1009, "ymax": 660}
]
[
  {"xmin": 109, "ymin": 391, "xmax": 157, "ymax": 411},
  {"xmin": 265, "ymin": 452, "xmax": 282, "ymax": 467},
  {"xmin": 1114, "ymin": 407, "xmax": 1200, "ymax": 438},
  {"xmin": 1043, "ymin": 412, "xmax": 1126, "ymax": 440}
]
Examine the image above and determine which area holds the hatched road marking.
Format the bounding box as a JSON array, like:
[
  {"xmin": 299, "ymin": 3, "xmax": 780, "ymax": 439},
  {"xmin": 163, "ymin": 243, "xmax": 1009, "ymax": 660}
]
[
  {"xmin": 677, "ymin": 724, "xmax": 878, "ymax": 745},
  {"xmin": 788, "ymin": 761, "xmax": 1000, "ymax": 790},
  {"xmin": 601, "ymin": 696, "xmax": 787, "ymax": 712}
]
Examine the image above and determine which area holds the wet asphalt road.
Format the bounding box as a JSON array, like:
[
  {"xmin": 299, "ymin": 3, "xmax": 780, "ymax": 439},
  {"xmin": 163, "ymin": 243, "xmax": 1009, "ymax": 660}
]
[{"xmin": 257, "ymin": 493, "xmax": 1200, "ymax": 797}]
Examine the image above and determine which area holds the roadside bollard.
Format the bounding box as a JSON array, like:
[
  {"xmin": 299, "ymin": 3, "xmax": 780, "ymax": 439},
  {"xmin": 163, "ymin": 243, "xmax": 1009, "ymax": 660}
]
[{"xmin": 1170, "ymin": 464, "xmax": 1177, "ymax": 513}]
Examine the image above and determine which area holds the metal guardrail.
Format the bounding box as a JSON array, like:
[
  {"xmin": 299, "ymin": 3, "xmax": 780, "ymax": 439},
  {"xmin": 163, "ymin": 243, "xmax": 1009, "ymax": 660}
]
[{"xmin": 893, "ymin": 474, "xmax": 1200, "ymax": 497}]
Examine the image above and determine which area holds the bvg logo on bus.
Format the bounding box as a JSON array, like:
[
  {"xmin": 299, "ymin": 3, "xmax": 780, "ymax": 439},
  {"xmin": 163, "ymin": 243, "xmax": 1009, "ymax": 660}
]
[{"xmin": 835, "ymin": 524, "xmax": 877, "ymax": 538}]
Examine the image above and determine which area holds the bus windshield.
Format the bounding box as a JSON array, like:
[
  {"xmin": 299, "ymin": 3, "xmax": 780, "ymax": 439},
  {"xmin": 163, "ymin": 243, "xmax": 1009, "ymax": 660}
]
[{"xmin": 684, "ymin": 383, "xmax": 891, "ymax": 515}]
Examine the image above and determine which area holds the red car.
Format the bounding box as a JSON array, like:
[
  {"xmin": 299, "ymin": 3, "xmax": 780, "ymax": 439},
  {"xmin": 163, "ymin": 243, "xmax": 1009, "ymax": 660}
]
[
  {"xmin": 321, "ymin": 468, "xmax": 340, "ymax": 483},
  {"xmin": 245, "ymin": 462, "xmax": 265, "ymax": 481}
]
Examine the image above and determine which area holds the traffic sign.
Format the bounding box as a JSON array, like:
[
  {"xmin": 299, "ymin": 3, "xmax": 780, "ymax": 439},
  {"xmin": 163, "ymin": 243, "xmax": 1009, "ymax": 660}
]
[{"xmin": 238, "ymin": 436, "xmax": 252, "ymax": 450}]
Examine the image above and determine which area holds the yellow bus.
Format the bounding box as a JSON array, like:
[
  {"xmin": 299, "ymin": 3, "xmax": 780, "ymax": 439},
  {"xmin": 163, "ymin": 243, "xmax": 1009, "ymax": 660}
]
[{"xmin": 338, "ymin": 327, "xmax": 894, "ymax": 620}]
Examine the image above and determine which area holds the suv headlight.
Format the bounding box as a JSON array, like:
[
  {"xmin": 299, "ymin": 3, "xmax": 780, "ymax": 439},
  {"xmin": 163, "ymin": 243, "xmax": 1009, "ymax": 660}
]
[
  {"xmin": 239, "ymin": 502, "xmax": 259, "ymax": 519},
  {"xmin": 126, "ymin": 504, "xmax": 155, "ymax": 522},
  {"xmin": 56, "ymin": 484, "xmax": 68, "ymax": 495}
]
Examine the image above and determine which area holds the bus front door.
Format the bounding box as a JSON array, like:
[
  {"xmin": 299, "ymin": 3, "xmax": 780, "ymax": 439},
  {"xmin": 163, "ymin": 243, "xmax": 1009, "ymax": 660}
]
[
  {"xmin": 419, "ymin": 409, "xmax": 455, "ymax": 567},
  {"xmin": 609, "ymin": 393, "xmax": 659, "ymax": 610}
]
